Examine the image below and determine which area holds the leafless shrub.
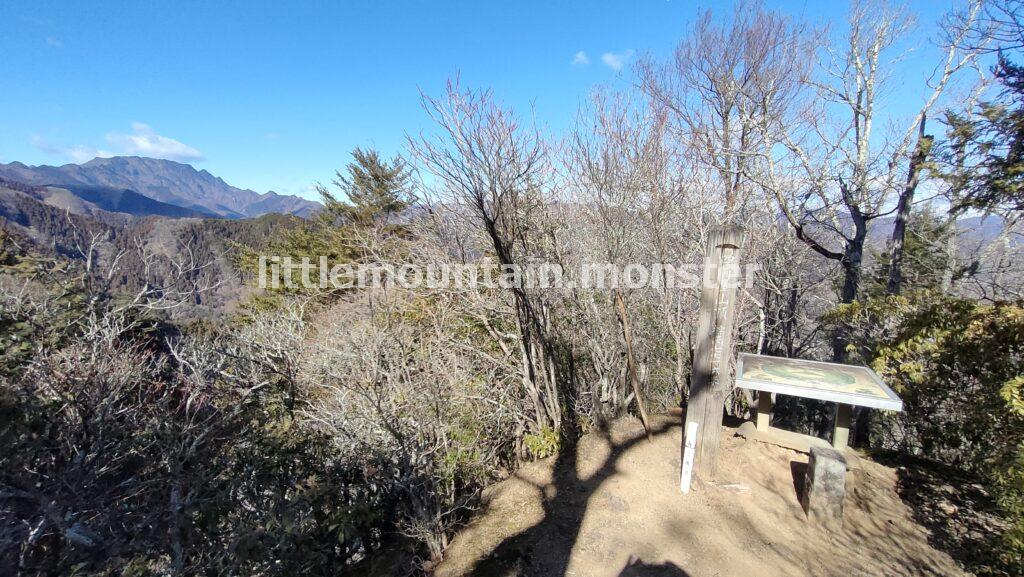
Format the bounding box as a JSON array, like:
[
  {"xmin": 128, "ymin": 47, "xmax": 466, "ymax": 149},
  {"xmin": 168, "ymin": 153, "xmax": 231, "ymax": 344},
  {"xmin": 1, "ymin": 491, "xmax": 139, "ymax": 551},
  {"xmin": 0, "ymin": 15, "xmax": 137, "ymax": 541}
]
[{"xmin": 300, "ymin": 288, "xmax": 520, "ymax": 567}]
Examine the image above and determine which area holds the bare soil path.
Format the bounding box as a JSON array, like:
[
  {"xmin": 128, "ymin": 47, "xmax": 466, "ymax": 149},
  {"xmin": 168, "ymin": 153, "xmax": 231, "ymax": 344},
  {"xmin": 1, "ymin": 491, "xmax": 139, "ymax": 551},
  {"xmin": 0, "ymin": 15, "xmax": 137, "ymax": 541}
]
[{"xmin": 435, "ymin": 414, "xmax": 970, "ymax": 577}]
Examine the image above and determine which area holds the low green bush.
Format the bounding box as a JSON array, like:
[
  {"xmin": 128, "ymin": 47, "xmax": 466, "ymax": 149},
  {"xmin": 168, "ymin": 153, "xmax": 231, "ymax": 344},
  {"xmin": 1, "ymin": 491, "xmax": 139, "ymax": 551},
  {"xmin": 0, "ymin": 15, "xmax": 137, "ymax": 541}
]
[{"xmin": 830, "ymin": 291, "xmax": 1024, "ymax": 574}]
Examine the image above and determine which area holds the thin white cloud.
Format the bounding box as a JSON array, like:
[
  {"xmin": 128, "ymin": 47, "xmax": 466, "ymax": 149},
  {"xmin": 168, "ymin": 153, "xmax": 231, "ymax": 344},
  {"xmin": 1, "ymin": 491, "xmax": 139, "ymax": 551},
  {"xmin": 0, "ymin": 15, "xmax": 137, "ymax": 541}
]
[
  {"xmin": 601, "ymin": 49, "xmax": 635, "ymax": 72},
  {"xmin": 30, "ymin": 123, "xmax": 204, "ymax": 164},
  {"xmin": 572, "ymin": 50, "xmax": 590, "ymax": 66},
  {"xmin": 31, "ymin": 136, "xmax": 112, "ymax": 163},
  {"xmin": 67, "ymin": 145, "xmax": 114, "ymax": 163},
  {"xmin": 296, "ymin": 183, "xmax": 320, "ymax": 201},
  {"xmin": 265, "ymin": 180, "xmax": 320, "ymax": 201},
  {"xmin": 30, "ymin": 135, "xmax": 60, "ymax": 156},
  {"xmin": 45, "ymin": 36, "xmax": 62, "ymax": 48},
  {"xmin": 106, "ymin": 122, "xmax": 205, "ymax": 162}
]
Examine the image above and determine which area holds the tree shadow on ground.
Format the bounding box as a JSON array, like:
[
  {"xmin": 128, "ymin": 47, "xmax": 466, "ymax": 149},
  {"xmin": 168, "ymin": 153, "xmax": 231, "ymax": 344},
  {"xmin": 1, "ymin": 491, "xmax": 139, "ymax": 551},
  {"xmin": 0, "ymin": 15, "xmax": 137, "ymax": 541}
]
[
  {"xmin": 868, "ymin": 451, "xmax": 1013, "ymax": 576},
  {"xmin": 466, "ymin": 417, "xmax": 685, "ymax": 577}
]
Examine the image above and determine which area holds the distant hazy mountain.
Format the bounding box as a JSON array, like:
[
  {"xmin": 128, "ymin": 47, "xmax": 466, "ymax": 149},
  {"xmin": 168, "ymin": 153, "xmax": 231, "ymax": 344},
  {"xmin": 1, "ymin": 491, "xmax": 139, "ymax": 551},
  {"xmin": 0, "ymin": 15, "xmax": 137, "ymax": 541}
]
[{"xmin": 0, "ymin": 156, "xmax": 320, "ymax": 218}]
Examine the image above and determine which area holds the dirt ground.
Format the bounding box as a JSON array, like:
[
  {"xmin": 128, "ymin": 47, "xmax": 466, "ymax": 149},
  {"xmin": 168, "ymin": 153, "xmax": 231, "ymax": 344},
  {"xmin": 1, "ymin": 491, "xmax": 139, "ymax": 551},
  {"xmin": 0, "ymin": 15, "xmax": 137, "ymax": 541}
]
[{"xmin": 434, "ymin": 414, "xmax": 971, "ymax": 577}]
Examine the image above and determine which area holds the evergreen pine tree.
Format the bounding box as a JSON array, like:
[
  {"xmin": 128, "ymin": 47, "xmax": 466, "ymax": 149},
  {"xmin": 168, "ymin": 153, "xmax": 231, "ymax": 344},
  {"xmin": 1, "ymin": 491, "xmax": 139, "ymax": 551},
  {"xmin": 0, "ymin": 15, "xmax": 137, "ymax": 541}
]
[
  {"xmin": 954, "ymin": 55, "xmax": 1024, "ymax": 213},
  {"xmin": 317, "ymin": 147, "xmax": 415, "ymax": 228}
]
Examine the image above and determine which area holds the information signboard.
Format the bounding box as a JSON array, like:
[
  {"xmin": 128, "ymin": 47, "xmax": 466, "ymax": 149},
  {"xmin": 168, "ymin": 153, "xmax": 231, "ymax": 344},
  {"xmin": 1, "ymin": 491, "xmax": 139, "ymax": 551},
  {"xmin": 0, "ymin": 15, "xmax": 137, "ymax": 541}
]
[{"xmin": 735, "ymin": 353, "xmax": 902, "ymax": 411}]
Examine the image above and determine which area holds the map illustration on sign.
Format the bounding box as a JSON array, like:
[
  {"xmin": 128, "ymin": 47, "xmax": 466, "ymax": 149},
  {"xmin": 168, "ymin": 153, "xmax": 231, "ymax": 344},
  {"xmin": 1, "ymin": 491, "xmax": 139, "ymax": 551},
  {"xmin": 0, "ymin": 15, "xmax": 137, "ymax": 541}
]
[{"xmin": 735, "ymin": 353, "xmax": 902, "ymax": 411}]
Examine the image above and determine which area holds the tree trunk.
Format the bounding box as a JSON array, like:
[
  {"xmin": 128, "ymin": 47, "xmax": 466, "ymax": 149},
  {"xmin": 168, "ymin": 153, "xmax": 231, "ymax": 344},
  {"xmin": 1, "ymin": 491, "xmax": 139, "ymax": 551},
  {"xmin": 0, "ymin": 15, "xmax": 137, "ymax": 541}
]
[
  {"xmin": 886, "ymin": 200, "xmax": 912, "ymax": 295},
  {"xmin": 887, "ymin": 118, "xmax": 932, "ymax": 295},
  {"xmin": 834, "ymin": 215, "xmax": 867, "ymax": 362},
  {"xmin": 613, "ymin": 288, "xmax": 651, "ymax": 437},
  {"xmin": 940, "ymin": 214, "xmax": 959, "ymax": 293}
]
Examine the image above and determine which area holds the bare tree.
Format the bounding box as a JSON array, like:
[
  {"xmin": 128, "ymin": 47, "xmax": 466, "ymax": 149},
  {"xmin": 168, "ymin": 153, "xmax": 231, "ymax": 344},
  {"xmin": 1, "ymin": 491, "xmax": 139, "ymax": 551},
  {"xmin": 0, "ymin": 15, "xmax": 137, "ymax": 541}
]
[
  {"xmin": 409, "ymin": 78, "xmax": 571, "ymax": 435},
  {"xmin": 761, "ymin": 0, "xmax": 983, "ymax": 357},
  {"xmin": 641, "ymin": 0, "xmax": 814, "ymax": 219},
  {"xmin": 639, "ymin": 0, "xmax": 819, "ymax": 413},
  {"xmin": 564, "ymin": 91, "xmax": 666, "ymax": 430},
  {"xmin": 947, "ymin": 0, "xmax": 1024, "ymax": 52}
]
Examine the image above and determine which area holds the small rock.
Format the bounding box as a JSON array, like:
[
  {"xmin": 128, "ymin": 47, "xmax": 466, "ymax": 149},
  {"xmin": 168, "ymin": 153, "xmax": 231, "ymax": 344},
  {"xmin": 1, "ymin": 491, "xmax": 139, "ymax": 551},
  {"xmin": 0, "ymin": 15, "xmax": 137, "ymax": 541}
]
[{"xmin": 937, "ymin": 501, "xmax": 958, "ymax": 516}]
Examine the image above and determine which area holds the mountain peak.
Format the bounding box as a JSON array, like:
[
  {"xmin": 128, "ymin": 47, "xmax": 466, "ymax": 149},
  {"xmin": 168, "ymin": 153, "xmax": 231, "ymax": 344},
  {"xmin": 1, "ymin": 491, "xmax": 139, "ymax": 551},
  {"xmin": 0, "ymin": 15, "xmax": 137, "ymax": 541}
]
[
  {"xmin": 83, "ymin": 155, "xmax": 191, "ymax": 169},
  {"xmin": 0, "ymin": 157, "xmax": 319, "ymax": 219}
]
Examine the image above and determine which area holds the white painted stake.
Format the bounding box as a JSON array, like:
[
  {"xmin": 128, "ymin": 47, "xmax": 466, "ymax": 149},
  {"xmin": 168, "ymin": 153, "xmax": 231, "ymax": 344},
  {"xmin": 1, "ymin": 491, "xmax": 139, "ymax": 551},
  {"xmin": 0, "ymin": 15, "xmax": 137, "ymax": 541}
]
[{"xmin": 680, "ymin": 421, "xmax": 699, "ymax": 493}]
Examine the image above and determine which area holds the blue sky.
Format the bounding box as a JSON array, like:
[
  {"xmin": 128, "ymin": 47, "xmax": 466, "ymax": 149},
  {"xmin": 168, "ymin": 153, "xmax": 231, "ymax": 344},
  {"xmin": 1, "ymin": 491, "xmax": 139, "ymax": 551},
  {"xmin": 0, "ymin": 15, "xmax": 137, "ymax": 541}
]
[{"xmin": 1, "ymin": 0, "xmax": 965, "ymax": 200}]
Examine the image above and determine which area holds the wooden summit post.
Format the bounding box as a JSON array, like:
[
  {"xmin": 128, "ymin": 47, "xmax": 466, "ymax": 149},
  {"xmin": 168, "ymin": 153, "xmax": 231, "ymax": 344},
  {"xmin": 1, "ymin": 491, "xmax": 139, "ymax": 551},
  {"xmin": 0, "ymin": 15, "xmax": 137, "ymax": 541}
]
[{"xmin": 682, "ymin": 226, "xmax": 744, "ymax": 489}]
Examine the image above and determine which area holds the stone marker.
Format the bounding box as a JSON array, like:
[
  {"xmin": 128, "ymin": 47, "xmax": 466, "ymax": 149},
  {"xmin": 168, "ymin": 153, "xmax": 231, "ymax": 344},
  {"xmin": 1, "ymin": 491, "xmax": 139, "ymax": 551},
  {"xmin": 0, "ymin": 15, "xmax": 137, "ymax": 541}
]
[{"xmin": 801, "ymin": 446, "xmax": 847, "ymax": 530}]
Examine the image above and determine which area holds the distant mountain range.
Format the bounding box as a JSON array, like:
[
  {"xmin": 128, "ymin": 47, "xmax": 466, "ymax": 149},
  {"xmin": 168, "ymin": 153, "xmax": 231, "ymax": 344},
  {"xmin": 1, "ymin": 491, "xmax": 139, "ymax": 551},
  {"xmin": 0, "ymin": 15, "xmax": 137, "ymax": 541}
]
[{"xmin": 0, "ymin": 156, "xmax": 320, "ymax": 219}]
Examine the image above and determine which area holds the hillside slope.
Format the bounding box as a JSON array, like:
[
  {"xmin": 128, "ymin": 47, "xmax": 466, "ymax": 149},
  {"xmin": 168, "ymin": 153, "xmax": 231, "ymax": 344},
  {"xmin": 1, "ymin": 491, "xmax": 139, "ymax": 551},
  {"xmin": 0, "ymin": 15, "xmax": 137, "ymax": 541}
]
[
  {"xmin": 0, "ymin": 182, "xmax": 302, "ymax": 316},
  {"xmin": 58, "ymin": 184, "xmax": 212, "ymax": 218}
]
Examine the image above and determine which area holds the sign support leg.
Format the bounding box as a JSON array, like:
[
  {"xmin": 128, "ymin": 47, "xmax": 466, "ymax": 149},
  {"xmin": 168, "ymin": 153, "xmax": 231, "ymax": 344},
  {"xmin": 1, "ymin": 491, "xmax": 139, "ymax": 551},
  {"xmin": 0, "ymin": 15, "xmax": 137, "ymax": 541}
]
[
  {"xmin": 756, "ymin": 391, "xmax": 772, "ymax": 432},
  {"xmin": 832, "ymin": 403, "xmax": 852, "ymax": 449}
]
